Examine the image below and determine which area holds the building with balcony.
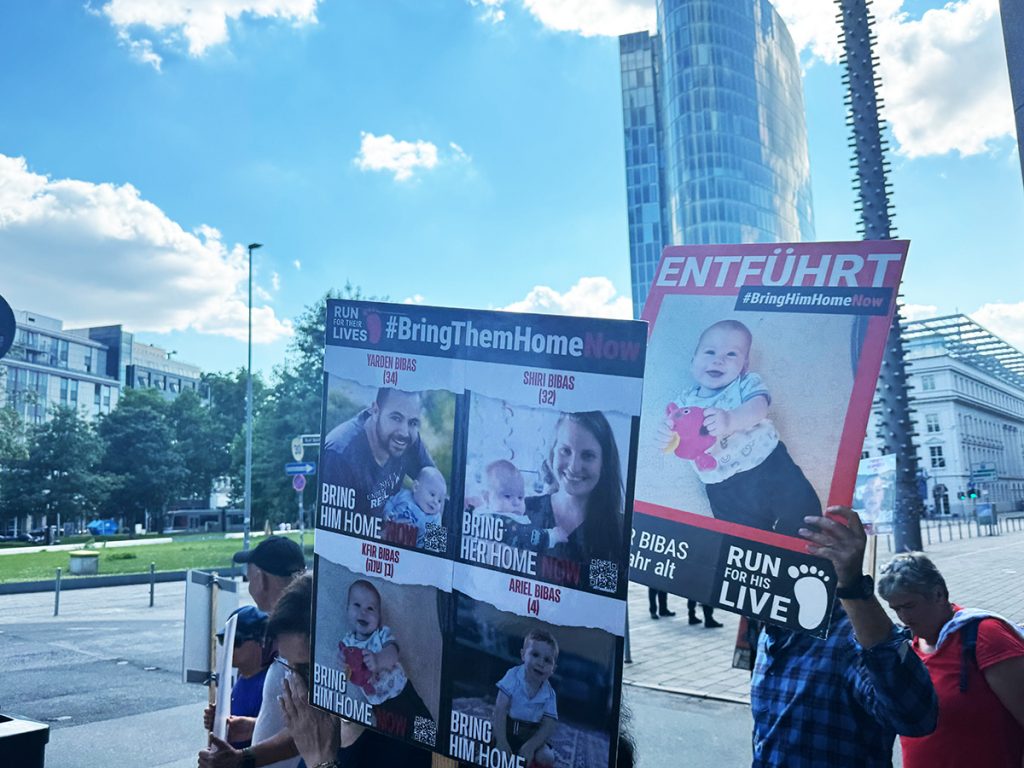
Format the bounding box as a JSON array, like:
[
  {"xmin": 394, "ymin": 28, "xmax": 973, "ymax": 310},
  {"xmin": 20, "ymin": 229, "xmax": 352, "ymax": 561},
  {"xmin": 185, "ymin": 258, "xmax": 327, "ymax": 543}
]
[{"xmin": 2, "ymin": 310, "xmax": 205, "ymax": 424}]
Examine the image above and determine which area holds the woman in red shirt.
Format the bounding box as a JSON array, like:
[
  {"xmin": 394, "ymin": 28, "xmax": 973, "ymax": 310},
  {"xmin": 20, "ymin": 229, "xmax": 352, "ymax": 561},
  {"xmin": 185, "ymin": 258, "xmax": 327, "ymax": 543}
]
[{"xmin": 878, "ymin": 552, "xmax": 1024, "ymax": 768}]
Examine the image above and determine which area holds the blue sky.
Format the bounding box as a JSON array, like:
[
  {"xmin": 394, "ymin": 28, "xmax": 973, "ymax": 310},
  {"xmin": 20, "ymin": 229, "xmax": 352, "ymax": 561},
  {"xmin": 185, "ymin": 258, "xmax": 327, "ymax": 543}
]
[{"xmin": 1, "ymin": 0, "xmax": 1021, "ymax": 377}]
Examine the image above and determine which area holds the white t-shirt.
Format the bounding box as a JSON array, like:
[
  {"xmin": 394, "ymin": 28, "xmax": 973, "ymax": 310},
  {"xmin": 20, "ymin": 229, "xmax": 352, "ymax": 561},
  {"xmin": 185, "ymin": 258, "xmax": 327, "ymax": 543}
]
[
  {"xmin": 676, "ymin": 371, "xmax": 778, "ymax": 484},
  {"xmin": 252, "ymin": 658, "xmax": 300, "ymax": 768}
]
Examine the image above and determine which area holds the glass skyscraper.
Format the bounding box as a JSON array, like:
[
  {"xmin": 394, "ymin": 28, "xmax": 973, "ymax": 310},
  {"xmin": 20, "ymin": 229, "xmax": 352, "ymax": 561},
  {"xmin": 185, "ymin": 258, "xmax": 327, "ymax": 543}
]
[{"xmin": 620, "ymin": 0, "xmax": 815, "ymax": 313}]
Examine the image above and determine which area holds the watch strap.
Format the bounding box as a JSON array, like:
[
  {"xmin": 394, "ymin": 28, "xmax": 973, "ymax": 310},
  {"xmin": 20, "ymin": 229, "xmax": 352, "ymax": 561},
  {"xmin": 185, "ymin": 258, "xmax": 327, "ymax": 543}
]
[{"xmin": 835, "ymin": 574, "xmax": 874, "ymax": 600}]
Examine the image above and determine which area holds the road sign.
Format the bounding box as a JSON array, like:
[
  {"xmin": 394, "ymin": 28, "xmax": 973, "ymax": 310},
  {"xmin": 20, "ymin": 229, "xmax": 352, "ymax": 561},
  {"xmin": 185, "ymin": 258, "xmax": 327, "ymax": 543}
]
[
  {"xmin": 292, "ymin": 475, "xmax": 306, "ymax": 492},
  {"xmin": 971, "ymin": 462, "xmax": 998, "ymax": 482},
  {"xmin": 285, "ymin": 461, "xmax": 316, "ymax": 476},
  {"xmin": 300, "ymin": 434, "xmax": 321, "ymax": 447},
  {"xmin": 291, "ymin": 437, "xmax": 304, "ymax": 461}
]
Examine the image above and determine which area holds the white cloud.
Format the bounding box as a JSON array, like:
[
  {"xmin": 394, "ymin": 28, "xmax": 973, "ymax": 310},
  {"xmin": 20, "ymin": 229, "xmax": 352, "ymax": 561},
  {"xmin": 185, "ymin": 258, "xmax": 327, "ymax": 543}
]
[
  {"xmin": 403, "ymin": 294, "xmax": 426, "ymax": 305},
  {"xmin": 874, "ymin": 0, "xmax": 1013, "ymax": 158},
  {"xmin": 354, "ymin": 133, "xmax": 471, "ymax": 182},
  {"xmin": 271, "ymin": 271, "xmax": 281, "ymax": 291},
  {"xmin": 502, "ymin": 276, "xmax": 633, "ymax": 319},
  {"xmin": 468, "ymin": 0, "xmax": 506, "ymax": 24},
  {"xmin": 449, "ymin": 142, "xmax": 472, "ymax": 163},
  {"xmin": 0, "ymin": 154, "xmax": 292, "ymax": 343},
  {"xmin": 500, "ymin": 0, "xmax": 1012, "ymax": 159},
  {"xmin": 292, "ymin": 259, "xmax": 301, "ymax": 270},
  {"xmin": 521, "ymin": 0, "xmax": 653, "ymax": 36},
  {"xmin": 971, "ymin": 302, "xmax": 1024, "ymax": 352},
  {"xmin": 901, "ymin": 303, "xmax": 939, "ymax": 321},
  {"xmin": 771, "ymin": 0, "xmax": 1012, "ymax": 158},
  {"xmin": 99, "ymin": 0, "xmax": 320, "ymax": 65}
]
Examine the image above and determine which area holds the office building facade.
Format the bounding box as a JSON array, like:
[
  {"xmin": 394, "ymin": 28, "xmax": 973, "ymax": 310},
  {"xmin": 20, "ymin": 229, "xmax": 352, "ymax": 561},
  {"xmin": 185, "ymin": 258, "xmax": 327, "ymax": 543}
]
[
  {"xmin": 2, "ymin": 310, "xmax": 204, "ymax": 425},
  {"xmin": 863, "ymin": 315, "xmax": 1024, "ymax": 516},
  {"xmin": 619, "ymin": 0, "xmax": 815, "ymax": 313}
]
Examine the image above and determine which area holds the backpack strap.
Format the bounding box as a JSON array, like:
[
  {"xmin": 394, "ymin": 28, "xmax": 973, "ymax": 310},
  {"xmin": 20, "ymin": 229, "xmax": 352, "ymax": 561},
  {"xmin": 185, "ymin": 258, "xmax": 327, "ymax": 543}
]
[{"xmin": 959, "ymin": 619, "xmax": 981, "ymax": 693}]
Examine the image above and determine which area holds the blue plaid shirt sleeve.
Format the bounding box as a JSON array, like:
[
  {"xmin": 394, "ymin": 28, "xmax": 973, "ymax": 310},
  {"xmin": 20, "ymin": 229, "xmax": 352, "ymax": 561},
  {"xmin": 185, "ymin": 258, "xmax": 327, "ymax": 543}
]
[{"xmin": 851, "ymin": 625, "xmax": 938, "ymax": 737}]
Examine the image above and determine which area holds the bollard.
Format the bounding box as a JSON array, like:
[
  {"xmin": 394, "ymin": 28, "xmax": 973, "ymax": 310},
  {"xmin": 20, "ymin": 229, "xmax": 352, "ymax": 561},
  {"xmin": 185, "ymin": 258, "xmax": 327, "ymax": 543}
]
[
  {"xmin": 937, "ymin": 522, "xmax": 943, "ymax": 543},
  {"xmin": 926, "ymin": 524, "xmax": 932, "ymax": 546},
  {"xmin": 149, "ymin": 562, "xmax": 155, "ymax": 607},
  {"xmin": 957, "ymin": 520, "xmax": 962, "ymax": 539},
  {"xmin": 54, "ymin": 567, "xmax": 61, "ymax": 617}
]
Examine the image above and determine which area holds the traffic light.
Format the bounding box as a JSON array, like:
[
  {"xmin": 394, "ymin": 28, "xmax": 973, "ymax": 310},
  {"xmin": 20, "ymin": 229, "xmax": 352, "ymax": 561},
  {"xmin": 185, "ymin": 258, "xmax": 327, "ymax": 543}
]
[
  {"xmin": 958, "ymin": 491, "xmax": 966, "ymax": 500},
  {"xmin": 967, "ymin": 484, "xmax": 979, "ymax": 500}
]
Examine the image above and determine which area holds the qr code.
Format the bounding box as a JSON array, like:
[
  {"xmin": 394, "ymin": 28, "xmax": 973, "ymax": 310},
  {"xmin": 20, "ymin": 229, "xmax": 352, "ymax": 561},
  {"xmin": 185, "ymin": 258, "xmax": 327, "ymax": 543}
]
[
  {"xmin": 589, "ymin": 558, "xmax": 618, "ymax": 593},
  {"xmin": 413, "ymin": 716, "xmax": 437, "ymax": 747},
  {"xmin": 424, "ymin": 523, "xmax": 447, "ymax": 553}
]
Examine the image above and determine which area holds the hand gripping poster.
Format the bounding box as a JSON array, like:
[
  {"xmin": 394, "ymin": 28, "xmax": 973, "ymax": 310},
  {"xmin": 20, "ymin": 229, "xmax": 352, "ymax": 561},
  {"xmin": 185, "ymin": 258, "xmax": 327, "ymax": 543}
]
[
  {"xmin": 631, "ymin": 241, "xmax": 908, "ymax": 637},
  {"xmin": 311, "ymin": 300, "xmax": 646, "ymax": 767}
]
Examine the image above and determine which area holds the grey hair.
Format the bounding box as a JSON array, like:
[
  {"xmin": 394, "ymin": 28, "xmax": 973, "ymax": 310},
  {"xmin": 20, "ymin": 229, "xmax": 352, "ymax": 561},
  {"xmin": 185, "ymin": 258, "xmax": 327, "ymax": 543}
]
[{"xmin": 877, "ymin": 552, "xmax": 948, "ymax": 601}]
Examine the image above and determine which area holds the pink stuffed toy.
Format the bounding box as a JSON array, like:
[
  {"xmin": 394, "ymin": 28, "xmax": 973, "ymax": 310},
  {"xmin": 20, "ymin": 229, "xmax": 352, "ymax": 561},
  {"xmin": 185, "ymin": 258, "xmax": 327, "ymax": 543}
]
[
  {"xmin": 338, "ymin": 642, "xmax": 376, "ymax": 694},
  {"xmin": 665, "ymin": 403, "xmax": 717, "ymax": 471}
]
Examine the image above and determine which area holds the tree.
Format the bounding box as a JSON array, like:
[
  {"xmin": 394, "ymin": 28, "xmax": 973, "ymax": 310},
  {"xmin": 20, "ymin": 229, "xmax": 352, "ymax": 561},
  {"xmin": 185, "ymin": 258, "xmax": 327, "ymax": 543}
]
[
  {"xmin": 99, "ymin": 388, "xmax": 185, "ymax": 532},
  {"xmin": 168, "ymin": 388, "xmax": 222, "ymax": 503},
  {"xmin": 1, "ymin": 407, "xmax": 111, "ymax": 530},
  {"xmin": 236, "ymin": 285, "xmax": 379, "ymax": 526}
]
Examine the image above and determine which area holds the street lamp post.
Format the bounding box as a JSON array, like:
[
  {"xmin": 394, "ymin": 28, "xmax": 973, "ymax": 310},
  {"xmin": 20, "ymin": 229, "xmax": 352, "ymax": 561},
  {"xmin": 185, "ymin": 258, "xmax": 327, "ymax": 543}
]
[{"xmin": 243, "ymin": 242, "xmax": 262, "ymax": 552}]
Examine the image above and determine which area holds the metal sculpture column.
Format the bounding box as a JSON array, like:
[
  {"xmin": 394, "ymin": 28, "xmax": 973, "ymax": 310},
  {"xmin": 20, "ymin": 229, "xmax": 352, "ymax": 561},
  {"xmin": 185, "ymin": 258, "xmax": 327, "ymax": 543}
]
[{"xmin": 837, "ymin": 0, "xmax": 923, "ymax": 550}]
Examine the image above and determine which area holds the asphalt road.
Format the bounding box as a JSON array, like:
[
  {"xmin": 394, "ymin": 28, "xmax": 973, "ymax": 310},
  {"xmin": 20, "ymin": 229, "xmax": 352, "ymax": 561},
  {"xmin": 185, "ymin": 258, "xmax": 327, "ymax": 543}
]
[{"xmin": 0, "ymin": 582, "xmax": 755, "ymax": 767}]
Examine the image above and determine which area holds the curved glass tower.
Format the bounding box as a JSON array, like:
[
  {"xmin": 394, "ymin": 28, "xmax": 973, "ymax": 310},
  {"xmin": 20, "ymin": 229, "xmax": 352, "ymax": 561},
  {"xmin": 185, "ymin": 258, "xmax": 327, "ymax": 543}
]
[{"xmin": 620, "ymin": 0, "xmax": 814, "ymax": 313}]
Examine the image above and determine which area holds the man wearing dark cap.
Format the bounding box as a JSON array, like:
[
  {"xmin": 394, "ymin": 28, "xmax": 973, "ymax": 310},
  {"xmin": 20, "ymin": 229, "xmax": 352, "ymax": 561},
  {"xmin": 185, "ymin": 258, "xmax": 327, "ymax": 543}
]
[
  {"xmin": 204, "ymin": 606, "xmax": 272, "ymax": 749},
  {"xmin": 199, "ymin": 536, "xmax": 306, "ymax": 768}
]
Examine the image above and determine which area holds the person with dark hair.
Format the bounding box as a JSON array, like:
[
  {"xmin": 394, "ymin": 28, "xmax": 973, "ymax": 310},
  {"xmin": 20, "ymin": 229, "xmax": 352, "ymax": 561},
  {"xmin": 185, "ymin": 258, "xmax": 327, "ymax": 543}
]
[
  {"xmin": 878, "ymin": 552, "xmax": 1024, "ymax": 768},
  {"xmin": 321, "ymin": 387, "xmax": 435, "ymax": 521},
  {"xmin": 273, "ymin": 574, "xmax": 432, "ymax": 768},
  {"xmin": 526, "ymin": 411, "xmax": 625, "ymax": 588},
  {"xmin": 199, "ymin": 536, "xmax": 306, "ymax": 768}
]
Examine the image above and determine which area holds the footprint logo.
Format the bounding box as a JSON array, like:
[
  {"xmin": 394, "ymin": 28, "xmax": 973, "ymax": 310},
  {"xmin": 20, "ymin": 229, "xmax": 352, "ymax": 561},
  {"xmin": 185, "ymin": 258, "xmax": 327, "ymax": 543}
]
[{"xmin": 788, "ymin": 564, "xmax": 831, "ymax": 630}]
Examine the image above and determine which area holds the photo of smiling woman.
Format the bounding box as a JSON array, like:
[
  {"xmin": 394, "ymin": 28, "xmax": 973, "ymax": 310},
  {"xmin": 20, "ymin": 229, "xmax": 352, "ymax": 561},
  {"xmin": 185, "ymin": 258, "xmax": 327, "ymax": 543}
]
[
  {"xmin": 461, "ymin": 394, "xmax": 631, "ymax": 596},
  {"xmin": 525, "ymin": 412, "xmax": 625, "ymax": 591}
]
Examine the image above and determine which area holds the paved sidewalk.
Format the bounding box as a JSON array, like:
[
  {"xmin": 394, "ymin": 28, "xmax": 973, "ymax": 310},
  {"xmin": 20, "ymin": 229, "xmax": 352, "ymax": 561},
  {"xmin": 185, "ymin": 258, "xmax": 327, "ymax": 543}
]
[{"xmin": 623, "ymin": 527, "xmax": 1024, "ymax": 703}]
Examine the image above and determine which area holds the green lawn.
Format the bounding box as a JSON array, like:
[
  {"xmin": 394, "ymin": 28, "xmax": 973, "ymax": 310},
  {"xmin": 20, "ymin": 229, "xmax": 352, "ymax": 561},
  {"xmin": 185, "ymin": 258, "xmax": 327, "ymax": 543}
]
[{"xmin": 0, "ymin": 533, "xmax": 312, "ymax": 584}]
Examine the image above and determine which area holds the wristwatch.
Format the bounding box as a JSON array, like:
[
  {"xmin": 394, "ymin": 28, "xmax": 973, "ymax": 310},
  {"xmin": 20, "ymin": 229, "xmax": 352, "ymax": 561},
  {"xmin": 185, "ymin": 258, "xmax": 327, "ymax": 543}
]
[
  {"xmin": 835, "ymin": 574, "xmax": 874, "ymax": 600},
  {"xmin": 240, "ymin": 747, "xmax": 256, "ymax": 768}
]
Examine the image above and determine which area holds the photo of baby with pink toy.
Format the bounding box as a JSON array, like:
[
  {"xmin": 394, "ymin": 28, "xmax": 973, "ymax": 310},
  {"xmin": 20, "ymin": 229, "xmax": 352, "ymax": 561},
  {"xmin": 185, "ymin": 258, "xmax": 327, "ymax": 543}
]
[{"xmin": 640, "ymin": 295, "xmax": 857, "ymax": 539}]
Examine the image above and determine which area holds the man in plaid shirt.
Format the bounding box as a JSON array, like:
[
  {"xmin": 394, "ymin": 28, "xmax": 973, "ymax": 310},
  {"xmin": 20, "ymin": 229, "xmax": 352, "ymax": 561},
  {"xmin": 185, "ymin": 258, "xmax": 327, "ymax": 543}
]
[{"xmin": 750, "ymin": 506, "xmax": 937, "ymax": 767}]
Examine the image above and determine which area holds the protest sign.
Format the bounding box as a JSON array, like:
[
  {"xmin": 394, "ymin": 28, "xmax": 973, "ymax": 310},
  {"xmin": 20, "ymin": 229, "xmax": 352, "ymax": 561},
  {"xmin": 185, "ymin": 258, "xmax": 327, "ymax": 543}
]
[
  {"xmin": 311, "ymin": 300, "xmax": 645, "ymax": 766},
  {"xmin": 630, "ymin": 240, "xmax": 908, "ymax": 637},
  {"xmin": 854, "ymin": 454, "xmax": 897, "ymax": 533}
]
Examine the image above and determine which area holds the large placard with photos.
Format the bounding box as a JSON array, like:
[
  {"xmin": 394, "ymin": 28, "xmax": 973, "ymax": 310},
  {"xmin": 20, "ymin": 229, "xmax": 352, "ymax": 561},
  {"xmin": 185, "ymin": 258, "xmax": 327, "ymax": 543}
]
[
  {"xmin": 631, "ymin": 240, "xmax": 908, "ymax": 637},
  {"xmin": 311, "ymin": 300, "xmax": 646, "ymax": 767}
]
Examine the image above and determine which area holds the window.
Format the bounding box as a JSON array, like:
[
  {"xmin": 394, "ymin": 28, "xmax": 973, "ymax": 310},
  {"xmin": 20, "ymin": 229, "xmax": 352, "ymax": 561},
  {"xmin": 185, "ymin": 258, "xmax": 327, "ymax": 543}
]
[
  {"xmin": 929, "ymin": 446, "xmax": 945, "ymax": 468},
  {"xmin": 926, "ymin": 414, "xmax": 940, "ymax": 433},
  {"xmin": 920, "ymin": 375, "xmax": 936, "ymax": 391}
]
